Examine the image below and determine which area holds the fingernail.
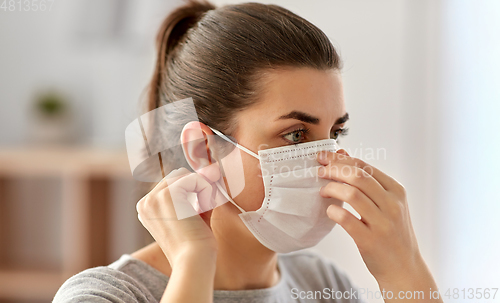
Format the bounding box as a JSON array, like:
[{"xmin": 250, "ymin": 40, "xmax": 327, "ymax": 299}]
[
  {"xmin": 337, "ymin": 149, "xmax": 350, "ymax": 156},
  {"xmin": 319, "ymin": 186, "xmax": 325, "ymax": 196}
]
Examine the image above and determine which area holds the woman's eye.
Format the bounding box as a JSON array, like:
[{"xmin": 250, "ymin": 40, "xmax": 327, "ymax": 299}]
[
  {"xmin": 281, "ymin": 127, "xmax": 348, "ymax": 143},
  {"xmin": 282, "ymin": 129, "xmax": 307, "ymax": 143},
  {"xmin": 331, "ymin": 127, "xmax": 349, "ymax": 140}
]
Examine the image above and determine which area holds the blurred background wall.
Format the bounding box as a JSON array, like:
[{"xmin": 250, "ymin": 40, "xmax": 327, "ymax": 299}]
[{"xmin": 0, "ymin": 0, "xmax": 499, "ymax": 302}]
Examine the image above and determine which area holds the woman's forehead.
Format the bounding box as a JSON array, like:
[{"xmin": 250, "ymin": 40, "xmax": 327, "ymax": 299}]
[{"xmin": 251, "ymin": 68, "xmax": 345, "ymax": 123}]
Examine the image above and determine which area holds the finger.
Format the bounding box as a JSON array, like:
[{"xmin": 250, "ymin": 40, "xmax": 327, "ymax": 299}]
[
  {"xmin": 140, "ymin": 167, "xmax": 191, "ymax": 203},
  {"xmin": 141, "ymin": 167, "xmax": 189, "ymax": 200},
  {"xmin": 162, "ymin": 167, "xmax": 192, "ymax": 187},
  {"xmin": 318, "ymin": 163, "xmax": 389, "ymax": 210},
  {"xmin": 170, "ymin": 173, "xmax": 214, "ymax": 214},
  {"xmin": 317, "ymin": 150, "xmax": 399, "ymax": 192},
  {"xmin": 327, "ymin": 203, "xmax": 369, "ymax": 242},
  {"xmin": 320, "ymin": 181, "xmax": 383, "ymax": 226}
]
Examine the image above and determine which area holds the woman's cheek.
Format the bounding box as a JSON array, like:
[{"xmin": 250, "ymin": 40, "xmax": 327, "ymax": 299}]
[
  {"xmin": 219, "ymin": 147, "xmax": 249, "ymax": 203},
  {"xmin": 234, "ymin": 158, "xmax": 264, "ymax": 212},
  {"xmin": 216, "ymin": 147, "xmax": 264, "ymax": 212}
]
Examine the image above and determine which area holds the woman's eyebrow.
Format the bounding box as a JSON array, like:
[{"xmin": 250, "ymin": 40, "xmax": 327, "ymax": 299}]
[
  {"xmin": 335, "ymin": 112, "xmax": 349, "ymax": 125},
  {"xmin": 276, "ymin": 111, "xmax": 349, "ymax": 125}
]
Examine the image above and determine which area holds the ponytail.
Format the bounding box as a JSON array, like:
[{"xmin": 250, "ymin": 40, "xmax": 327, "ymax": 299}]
[{"xmin": 147, "ymin": 0, "xmax": 216, "ymax": 112}]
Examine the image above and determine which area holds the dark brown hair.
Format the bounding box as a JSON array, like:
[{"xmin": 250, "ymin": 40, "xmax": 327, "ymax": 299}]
[{"xmin": 142, "ymin": 0, "xmax": 342, "ymax": 174}]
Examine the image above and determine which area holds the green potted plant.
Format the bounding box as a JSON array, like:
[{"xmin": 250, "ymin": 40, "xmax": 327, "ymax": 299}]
[{"xmin": 29, "ymin": 89, "xmax": 74, "ymax": 145}]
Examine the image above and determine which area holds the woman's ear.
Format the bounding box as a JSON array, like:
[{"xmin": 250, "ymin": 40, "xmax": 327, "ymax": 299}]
[{"xmin": 180, "ymin": 121, "xmax": 221, "ymax": 183}]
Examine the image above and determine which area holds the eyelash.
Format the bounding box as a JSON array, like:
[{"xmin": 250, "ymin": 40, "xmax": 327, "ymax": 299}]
[{"xmin": 281, "ymin": 127, "xmax": 349, "ymax": 144}]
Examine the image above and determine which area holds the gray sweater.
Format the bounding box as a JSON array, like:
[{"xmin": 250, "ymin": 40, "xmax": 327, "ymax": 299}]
[{"xmin": 53, "ymin": 250, "xmax": 368, "ymax": 303}]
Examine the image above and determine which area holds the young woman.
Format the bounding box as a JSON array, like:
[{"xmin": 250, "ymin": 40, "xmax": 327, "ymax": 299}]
[{"xmin": 53, "ymin": 0, "xmax": 443, "ymax": 302}]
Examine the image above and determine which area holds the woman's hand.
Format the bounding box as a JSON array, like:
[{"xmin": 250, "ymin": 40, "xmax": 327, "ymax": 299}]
[
  {"xmin": 316, "ymin": 149, "xmax": 442, "ymax": 302},
  {"xmin": 136, "ymin": 167, "xmax": 218, "ymax": 263},
  {"xmin": 136, "ymin": 167, "xmax": 218, "ymax": 303}
]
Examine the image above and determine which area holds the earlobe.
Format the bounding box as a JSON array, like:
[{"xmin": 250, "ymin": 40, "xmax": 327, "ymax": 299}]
[{"xmin": 180, "ymin": 121, "xmax": 221, "ymax": 183}]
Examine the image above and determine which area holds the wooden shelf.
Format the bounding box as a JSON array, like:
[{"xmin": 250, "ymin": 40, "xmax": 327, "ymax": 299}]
[
  {"xmin": 0, "ymin": 144, "xmax": 150, "ymax": 302},
  {"xmin": 0, "ymin": 144, "xmax": 131, "ymax": 178},
  {"xmin": 0, "ymin": 270, "xmax": 66, "ymax": 301}
]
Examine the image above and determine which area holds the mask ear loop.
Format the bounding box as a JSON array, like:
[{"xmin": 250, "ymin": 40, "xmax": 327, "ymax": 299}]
[
  {"xmin": 214, "ymin": 181, "xmax": 246, "ymax": 213},
  {"xmin": 208, "ymin": 126, "xmax": 249, "ymax": 213},
  {"xmin": 208, "ymin": 126, "xmax": 259, "ymax": 159}
]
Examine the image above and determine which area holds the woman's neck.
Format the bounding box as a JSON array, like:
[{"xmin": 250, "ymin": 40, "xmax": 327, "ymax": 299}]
[
  {"xmin": 131, "ymin": 238, "xmax": 280, "ymax": 291},
  {"xmin": 212, "ymin": 231, "xmax": 280, "ymax": 290}
]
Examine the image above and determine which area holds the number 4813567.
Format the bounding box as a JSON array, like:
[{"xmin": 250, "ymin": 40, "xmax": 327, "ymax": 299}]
[
  {"xmin": 444, "ymin": 288, "xmax": 498, "ymax": 300},
  {"xmin": 1, "ymin": 0, "xmax": 55, "ymax": 12}
]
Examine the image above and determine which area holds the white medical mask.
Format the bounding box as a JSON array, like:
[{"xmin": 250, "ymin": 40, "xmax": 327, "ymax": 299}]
[{"xmin": 208, "ymin": 126, "xmax": 344, "ymax": 253}]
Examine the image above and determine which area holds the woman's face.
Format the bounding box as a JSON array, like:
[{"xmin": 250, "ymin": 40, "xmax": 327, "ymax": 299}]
[{"xmin": 211, "ymin": 67, "xmax": 348, "ymax": 249}]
